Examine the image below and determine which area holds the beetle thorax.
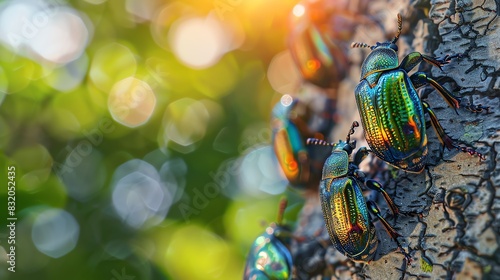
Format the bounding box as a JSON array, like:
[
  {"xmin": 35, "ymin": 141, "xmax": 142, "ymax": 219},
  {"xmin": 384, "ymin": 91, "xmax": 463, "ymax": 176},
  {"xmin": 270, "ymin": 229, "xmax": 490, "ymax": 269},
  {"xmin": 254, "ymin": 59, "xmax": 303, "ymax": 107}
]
[
  {"xmin": 360, "ymin": 48, "xmax": 399, "ymax": 86},
  {"xmin": 322, "ymin": 150, "xmax": 349, "ymax": 179}
]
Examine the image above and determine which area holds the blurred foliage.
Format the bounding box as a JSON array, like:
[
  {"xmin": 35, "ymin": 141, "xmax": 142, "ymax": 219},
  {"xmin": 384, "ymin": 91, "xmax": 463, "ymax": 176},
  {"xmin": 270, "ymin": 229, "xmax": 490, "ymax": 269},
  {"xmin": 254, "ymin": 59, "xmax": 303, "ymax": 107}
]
[{"xmin": 0, "ymin": 0, "xmax": 305, "ymax": 279}]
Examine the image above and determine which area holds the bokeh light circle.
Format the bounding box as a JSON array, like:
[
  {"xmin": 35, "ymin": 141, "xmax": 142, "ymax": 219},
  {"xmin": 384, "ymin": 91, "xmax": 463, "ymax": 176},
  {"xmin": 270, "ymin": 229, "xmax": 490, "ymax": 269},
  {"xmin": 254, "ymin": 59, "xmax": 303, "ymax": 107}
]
[
  {"xmin": 169, "ymin": 16, "xmax": 227, "ymax": 69},
  {"xmin": 111, "ymin": 160, "xmax": 173, "ymax": 229},
  {"xmin": 0, "ymin": 1, "xmax": 91, "ymax": 64},
  {"xmin": 108, "ymin": 77, "xmax": 156, "ymax": 128},
  {"xmin": 280, "ymin": 94, "xmax": 294, "ymax": 107},
  {"xmin": 150, "ymin": 2, "xmax": 193, "ymax": 51},
  {"xmin": 292, "ymin": 3, "xmax": 306, "ymax": 17},
  {"xmin": 237, "ymin": 146, "xmax": 288, "ymax": 197},
  {"xmin": 31, "ymin": 208, "xmax": 80, "ymax": 258},
  {"xmin": 159, "ymin": 98, "xmax": 214, "ymax": 152},
  {"xmin": 30, "ymin": 8, "xmax": 89, "ymax": 64},
  {"xmin": 111, "ymin": 159, "xmax": 159, "ymax": 183},
  {"xmin": 267, "ymin": 51, "xmax": 301, "ymax": 95}
]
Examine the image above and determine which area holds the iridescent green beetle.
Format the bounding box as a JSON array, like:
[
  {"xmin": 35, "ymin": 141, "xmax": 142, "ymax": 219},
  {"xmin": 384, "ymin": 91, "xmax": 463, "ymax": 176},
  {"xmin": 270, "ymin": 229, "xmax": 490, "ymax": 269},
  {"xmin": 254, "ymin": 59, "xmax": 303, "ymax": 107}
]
[
  {"xmin": 351, "ymin": 14, "xmax": 486, "ymax": 172},
  {"xmin": 288, "ymin": 0, "xmax": 353, "ymax": 89},
  {"xmin": 243, "ymin": 198, "xmax": 293, "ymax": 280},
  {"xmin": 272, "ymin": 95, "xmax": 336, "ymax": 189},
  {"xmin": 308, "ymin": 121, "xmax": 411, "ymax": 263}
]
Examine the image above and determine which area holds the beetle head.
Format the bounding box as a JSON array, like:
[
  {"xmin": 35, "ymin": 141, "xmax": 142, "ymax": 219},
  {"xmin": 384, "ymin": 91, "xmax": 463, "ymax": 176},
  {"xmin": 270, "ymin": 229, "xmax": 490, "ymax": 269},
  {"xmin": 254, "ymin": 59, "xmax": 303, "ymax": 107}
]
[
  {"xmin": 350, "ymin": 14, "xmax": 402, "ymax": 52},
  {"xmin": 333, "ymin": 121, "xmax": 359, "ymax": 154},
  {"xmin": 371, "ymin": 41, "xmax": 398, "ymax": 52},
  {"xmin": 333, "ymin": 140, "xmax": 355, "ymax": 155}
]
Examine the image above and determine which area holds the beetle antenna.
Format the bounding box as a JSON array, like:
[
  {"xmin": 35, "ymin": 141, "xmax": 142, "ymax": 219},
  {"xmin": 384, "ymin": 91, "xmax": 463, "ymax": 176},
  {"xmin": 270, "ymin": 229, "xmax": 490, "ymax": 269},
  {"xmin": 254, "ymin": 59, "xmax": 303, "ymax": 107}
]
[
  {"xmin": 306, "ymin": 138, "xmax": 335, "ymax": 146},
  {"xmin": 346, "ymin": 121, "xmax": 360, "ymax": 143},
  {"xmin": 276, "ymin": 197, "xmax": 287, "ymax": 225},
  {"xmin": 391, "ymin": 14, "xmax": 403, "ymax": 44},
  {"xmin": 351, "ymin": 42, "xmax": 373, "ymax": 49}
]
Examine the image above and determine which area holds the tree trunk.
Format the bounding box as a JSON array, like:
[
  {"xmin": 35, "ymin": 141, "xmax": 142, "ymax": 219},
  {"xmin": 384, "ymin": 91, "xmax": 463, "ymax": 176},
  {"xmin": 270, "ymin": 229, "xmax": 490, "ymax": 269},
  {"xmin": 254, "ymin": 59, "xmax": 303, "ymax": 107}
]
[{"xmin": 291, "ymin": 0, "xmax": 500, "ymax": 278}]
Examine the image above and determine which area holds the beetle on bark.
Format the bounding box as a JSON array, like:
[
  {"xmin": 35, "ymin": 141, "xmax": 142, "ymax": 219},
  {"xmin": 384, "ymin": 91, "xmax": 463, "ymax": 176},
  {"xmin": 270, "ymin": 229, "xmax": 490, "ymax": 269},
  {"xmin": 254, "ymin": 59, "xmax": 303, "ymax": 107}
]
[
  {"xmin": 307, "ymin": 121, "xmax": 411, "ymax": 263},
  {"xmin": 243, "ymin": 198, "xmax": 293, "ymax": 280},
  {"xmin": 351, "ymin": 14, "xmax": 487, "ymax": 173}
]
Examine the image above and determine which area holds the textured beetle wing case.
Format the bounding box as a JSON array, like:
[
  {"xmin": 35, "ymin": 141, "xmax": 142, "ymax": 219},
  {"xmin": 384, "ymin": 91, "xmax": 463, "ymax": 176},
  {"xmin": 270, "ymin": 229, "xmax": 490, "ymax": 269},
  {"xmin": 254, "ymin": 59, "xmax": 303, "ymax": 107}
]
[
  {"xmin": 243, "ymin": 231, "xmax": 293, "ymax": 280},
  {"xmin": 273, "ymin": 126, "xmax": 309, "ymax": 185},
  {"xmin": 355, "ymin": 70, "xmax": 428, "ymax": 171},
  {"xmin": 320, "ymin": 176, "xmax": 377, "ymax": 262},
  {"xmin": 321, "ymin": 150, "xmax": 349, "ymax": 178}
]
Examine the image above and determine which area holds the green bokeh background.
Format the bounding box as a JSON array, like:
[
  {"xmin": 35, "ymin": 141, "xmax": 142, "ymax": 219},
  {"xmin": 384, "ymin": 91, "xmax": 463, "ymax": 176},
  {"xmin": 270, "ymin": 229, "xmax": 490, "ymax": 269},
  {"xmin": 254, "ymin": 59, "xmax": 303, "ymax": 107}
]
[{"xmin": 0, "ymin": 0, "xmax": 305, "ymax": 279}]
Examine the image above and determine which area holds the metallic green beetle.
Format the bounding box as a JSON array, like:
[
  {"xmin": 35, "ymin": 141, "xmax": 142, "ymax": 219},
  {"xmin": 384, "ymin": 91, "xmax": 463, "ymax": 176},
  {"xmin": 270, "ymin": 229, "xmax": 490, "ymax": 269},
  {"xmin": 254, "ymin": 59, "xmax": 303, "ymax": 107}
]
[
  {"xmin": 308, "ymin": 121, "xmax": 411, "ymax": 263},
  {"xmin": 288, "ymin": 0, "xmax": 352, "ymax": 89},
  {"xmin": 351, "ymin": 14, "xmax": 486, "ymax": 173},
  {"xmin": 272, "ymin": 95, "xmax": 336, "ymax": 189},
  {"xmin": 243, "ymin": 198, "xmax": 293, "ymax": 280}
]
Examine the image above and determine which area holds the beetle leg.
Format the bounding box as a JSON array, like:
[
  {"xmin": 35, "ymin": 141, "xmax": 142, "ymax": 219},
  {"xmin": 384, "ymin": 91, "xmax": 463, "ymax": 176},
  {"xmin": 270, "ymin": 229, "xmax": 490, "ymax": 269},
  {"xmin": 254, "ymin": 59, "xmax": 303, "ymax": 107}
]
[
  {"xmin": 465, "ymin": 103, "xmax": 490, "ymax": 113},
  {"xmin": 353, "ymin": 169, "xmax": 366, "ymax": 181},
  {"xmin": 365, "ymin": 180, "xmax": 399, "ymax": 216},
  {"xmin": 364, "ymin": 178, "xmax": 420, "ymax": 217},
  {"xmin": 367, "ymin": 201, "xmax": 412, "ymax": 264},
  {"xmin": 399, "ymin": 52, "xmax": 425, "ymax": 72},
  {"xmin": 399, "ymin": 52, "xmax": 462, "ymax": 72},
  {"xmin": 276, "ymin": 197, "xmax": 288, "ymax": 225},
  {"xmin": 353, "ymin": 146, "xmax": 370, "ymax": 166},
  {"xmin": 423, "ymin": 102, "xmax": 486, "ymax": 160},
  {"xmin": 411, "ymin": 73, "xmax": 488, "ymax": 114},
  {"xmin": 410, "ymin": 72, "xmax": 461, "ymax": 112},
  {"xmin": 430, "ymin": 53, "xmax": 464, "ymax": 68}
]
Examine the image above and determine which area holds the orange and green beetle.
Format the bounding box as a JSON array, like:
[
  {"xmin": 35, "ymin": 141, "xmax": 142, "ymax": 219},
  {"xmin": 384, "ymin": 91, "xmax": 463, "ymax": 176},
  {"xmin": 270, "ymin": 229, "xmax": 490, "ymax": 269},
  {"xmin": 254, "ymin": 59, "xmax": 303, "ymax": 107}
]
[
  {"xmin": 243, "ymin": 198, "xmax": 293, "ymax": 280},
  {"xmin": 351, "ymin": 14, "xmax": 486, "ymax": 172},
  {"xmin": 271, "ymin": 95, "xmax": 336, "ymax": 189},
  {"xmin": 308, "ymin": 121, "xmax": 411, "ymax": 263},
  {"xmin": 288, "ymin": 0, "xmax": 359, "ymax": 89}
]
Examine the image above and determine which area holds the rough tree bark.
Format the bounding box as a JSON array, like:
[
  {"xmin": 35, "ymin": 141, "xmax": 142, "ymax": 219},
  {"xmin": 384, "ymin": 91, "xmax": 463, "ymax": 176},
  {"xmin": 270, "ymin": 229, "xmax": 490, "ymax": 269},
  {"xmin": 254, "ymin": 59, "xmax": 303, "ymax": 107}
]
[{"xmin": 291, "ymin": 0, "xmax": 500, "ymax": 279}]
